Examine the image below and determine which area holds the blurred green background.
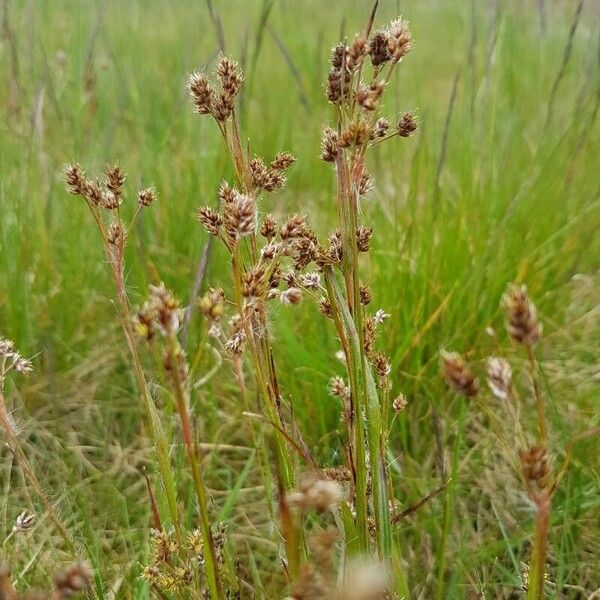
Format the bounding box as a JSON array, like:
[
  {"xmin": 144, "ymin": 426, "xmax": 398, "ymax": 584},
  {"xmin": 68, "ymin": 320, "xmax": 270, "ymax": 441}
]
[{"xmin": 1, "ymin": 0, "xmax": 599, "ymax": 596}]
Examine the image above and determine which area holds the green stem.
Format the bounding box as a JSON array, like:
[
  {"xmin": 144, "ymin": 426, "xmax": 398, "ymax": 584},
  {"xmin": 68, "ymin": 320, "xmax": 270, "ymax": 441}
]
[
  {"xmin": 168, "ymin": 336, "xmax": 223, "ymax": 600},
  {"xmin": 435, "ymin": 396, "xmax": 466, "ymax": 600}
]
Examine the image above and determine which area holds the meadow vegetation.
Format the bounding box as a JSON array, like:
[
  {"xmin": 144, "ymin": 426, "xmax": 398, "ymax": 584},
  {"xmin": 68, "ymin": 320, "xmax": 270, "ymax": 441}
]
[{"xmin": 0, "ymin": 0, "xmax": 599, "ymax": 598}]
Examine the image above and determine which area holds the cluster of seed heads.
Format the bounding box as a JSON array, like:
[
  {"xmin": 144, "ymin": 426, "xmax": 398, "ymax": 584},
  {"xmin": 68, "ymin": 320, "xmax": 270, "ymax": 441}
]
[
  {"xmin": 440, "ymin": 350, "xmax": 480, "ymax": 398},
  {"xmin": 0, "ymin": 338, "xmax": 32, "ymax": 377}
]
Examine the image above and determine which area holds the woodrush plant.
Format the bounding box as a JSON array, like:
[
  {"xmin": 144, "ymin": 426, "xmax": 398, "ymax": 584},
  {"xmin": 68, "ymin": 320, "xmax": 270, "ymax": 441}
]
[
  {"xmin": 441, "ymin": 284, "xmax": 598, "ymax": 599},
  {"xmin": 61, "ymin": 8, "xmax": 421, "ymax": 597}
]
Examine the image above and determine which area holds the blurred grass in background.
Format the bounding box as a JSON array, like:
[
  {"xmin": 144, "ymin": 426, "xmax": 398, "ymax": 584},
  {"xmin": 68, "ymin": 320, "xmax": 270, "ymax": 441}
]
[{"xmin": 1, "ymin": 0, "xmax": 599, "ymax": 596}]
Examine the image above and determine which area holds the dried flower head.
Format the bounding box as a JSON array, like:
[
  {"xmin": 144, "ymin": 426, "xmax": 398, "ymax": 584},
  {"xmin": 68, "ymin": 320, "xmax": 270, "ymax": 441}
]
[
  {"xmin": 187, "ymin": 71, "xmax": 214, "ymax": 115},
  {"xmin": 486, "ymin": 357, "xmax": 512, "ymax": 400},
  {"xmin": 225, "ymin": 192, "xmax": 255, "ymax": 240},
  {"xmin": 320, "ymin": 127, "xmax": 339, "ymax": 162},
  {"xmin": 387, "ymin": 18, "xmax": 412, "ymax": 62},
  {"xmin": 64, "ymin": 163, "xmax": 86, "ymax": 196},
  {"xmin": 356, "ymin": 226, "xmax": 373, "ymax": 252},
  {"xmin": 298, "ymin": 272, "xmax": 321, "ymax": 290},
  {"xmin": 286, "ymin": 477, "xmax": 344, "ymax": 513},
  {"xmin": 197, "ymin": 206, "xmax": 222, "ymax": 236},
  {"xmin": 519, "ymin": 446, "xmax": 552, "ymax": 500},
  {"xmin": 13, "ymin": 510, "xmax": 36, "ymax": 533},
  {"xmin": 393, "ymin": 394, "xmax": 408, "ymax": 412},
  {"xmin": 373, "ymin": 353, "xmax": 391, "ymax": 379},
  {"xmin": 398, "ymin": 112, "xmax": 417, "ymax": 137},
  {"xmin": 329, "ymin": 375, "xmax": 350, "ymax": 399},
  {"xmin": 359, "ymin": 284, "xmax": 372, "ymax": 306},
  {"xmin": 105, "ymin": 164, "xmax": 126, "ymax": 197},
  {"xmin": 280, "ymin": 287, "xmax": 303, "ymax": 306},
  {"xmin": 260, "ymin": 214, "xmax": 277, "ymax": 239},
  {"xmin": 440, "ymin": 350, "xmax": 479, "ymax": 397},
  {"xmin": 138, "ymin": 187, "xmax": 156, "ymax": 207},
  {"xmin": 369, "ymin": 30, "xmax": 391, "ymax": 66},
  {"xmin": 502, "ymin": 284, "xmax": 542, "ymax": 346}
]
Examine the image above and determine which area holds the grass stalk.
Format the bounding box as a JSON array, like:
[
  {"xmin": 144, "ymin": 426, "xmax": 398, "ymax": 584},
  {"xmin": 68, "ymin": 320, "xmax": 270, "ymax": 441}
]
[{"xmin": 435, "ymin": 396, "xmax": 466, "ymax": 600}]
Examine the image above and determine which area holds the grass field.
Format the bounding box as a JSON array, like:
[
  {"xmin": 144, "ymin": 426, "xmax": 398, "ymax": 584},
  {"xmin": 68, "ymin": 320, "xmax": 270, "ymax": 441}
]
[{"xmin": 1, "ymin": 0, "xmax": 599, "ymax": 597}]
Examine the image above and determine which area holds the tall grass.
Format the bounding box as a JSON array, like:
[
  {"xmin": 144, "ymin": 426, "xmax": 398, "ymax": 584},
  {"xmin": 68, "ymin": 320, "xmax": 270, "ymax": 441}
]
[{"xmin": 1, "ymin": 0, "xmax": 599, "ymax": 597}]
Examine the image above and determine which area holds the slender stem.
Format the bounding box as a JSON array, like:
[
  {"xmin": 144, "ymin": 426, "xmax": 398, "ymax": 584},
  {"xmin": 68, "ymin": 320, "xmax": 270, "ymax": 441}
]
[
  {"xmin": 167, "ymin": 335, "xmax": 223, "ymax": 600},
  {"xmin": 527, "ymin": 496, "xmax": 550, "ymax": 600},
  {"xmin": 108, "ymin": 256, "xmax": 182, "ymax": 542},
  {"xmin": 527, "ymin": 346, "xmax": 547, "ymax": 445},
  {"xmin": 435, "ymin": 396, "xmax": 466, "ymax": 600}
]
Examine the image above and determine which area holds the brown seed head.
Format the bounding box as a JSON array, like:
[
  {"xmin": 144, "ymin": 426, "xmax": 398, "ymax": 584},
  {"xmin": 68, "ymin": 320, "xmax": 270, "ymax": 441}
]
[
  {"xmin": 369, "ymin": 30, "xmax": 391, "ymax": 66},
  {"xmin": 347, "ymin": 36, "xmax": 369, "ymax": 71},
  {"xmin": 280, "ymin": 214, "xmax": 307, "ymax": 241},
  {"xmin": 187, "ymin": 71, "xmax": 214, "ymax": 115},
  {"xmin": 519, "ymin": 446, "xmax": 552, "ymax": 499},
  {"xmin": 280, "ymin": 287, "xmax": 303, "ymax": 306},
  {"xmin": 197, "ymin": 206, "xmax": 223, "ymax": 236},
  {"xmin": 260, "ymin": 213, "xmax": 277, "ymax": 239},
  {"xmin": 356, "ymin": 226, "xmax": 373, "ymax": 252},
  {"xmin": 105, "ymin": 164, "xmax": 126, "ymax": 196},
  {"xmin": 138, "ymin": 187, "xmax": 156, "ymax": 207},
  {"xmin": 64, "ymin": 163, "xmax": 86, "ymax": 196},
  {"xmin": 218, "ymin": 181, "xmax": 236, "ymax": 205},
  {"xmin": 502, "ymin": 284, "xmax": 542, "ymax": 346},
  {"xmin": 360, "ymin": 284, "xmax": 372, "ymax": 306},
  {"xmin": 329, "ymin": 375, "xmax": 350, "ymax": 399},
  {"xmin": 373, "ymin": 352, "xmax": 391, "ymax": 379},
  {"xmin": 225, "ymin": 193, "xmax": 255, "ymax": 240},
  {"xmin": 242, "ymin": 267, "xmax": 266, "ymax": 299},
  {"xmin": 387, "ymin": 18, "xmax": 412, "ymax": 61},
  {"xmin": 372, "ymin": 117, "xmax": 390, "ymax": 139},
  {"xmin": 318, "ymin": 297, "xmax": 333, "ymax": 319},
  {"xmin": 101, "ymin": 190, "xmax": 120, "ymax": 210},
  {"xmin": 82, "ymin": 179, "xmax": 103, "ymax": 206},
  {"xmin": 320, "ymin": 127, "xmax": 339, "ymax": 162},
  {"xmin": 440, "ymin": 350, "xmax": 479, "ymax": 397},
  {"xmin": 358, "ymin": 171, "xmax": 374, "ymax": 196},
  {"xmin": 54, "ymin": 564, "xmax": 92, "ymax": 598},
  {"xmin": 398, "ymin": 112, "xmax": 417, "ymax": 137},
  {"xmin": 270, "ymin": 151, "xmax": 296, "ymax": 171},
  {"xmin": 393, "ymin": 394, "xmax": 408, "ymax": 412}
]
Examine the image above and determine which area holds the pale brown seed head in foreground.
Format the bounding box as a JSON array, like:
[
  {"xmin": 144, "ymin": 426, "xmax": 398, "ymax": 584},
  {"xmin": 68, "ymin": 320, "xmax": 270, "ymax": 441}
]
[
  {"xmin": 359, "ymin": 284, "xmax": 372, "ymax": 306},
  {"xmin": 502, "ymin": 283, "xmax": 542, "ymax": 346},
  {"xmin": 373, "ymin": 352, "xmax": 391, "ymax": 379},
  {"xmin": 54, "ymin": 563, "xmax": 92, "ymax": 598},
  {"xmin": 329, "ymin": 375, "xmax": 350, "ymax": 399},
  {"xmin": 440, "ymin": 350, "xmax": 479, "ymax": 397},
  {"xmin": 486, "ymin": 357, "xmax": 512, "ymax": 400}
]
